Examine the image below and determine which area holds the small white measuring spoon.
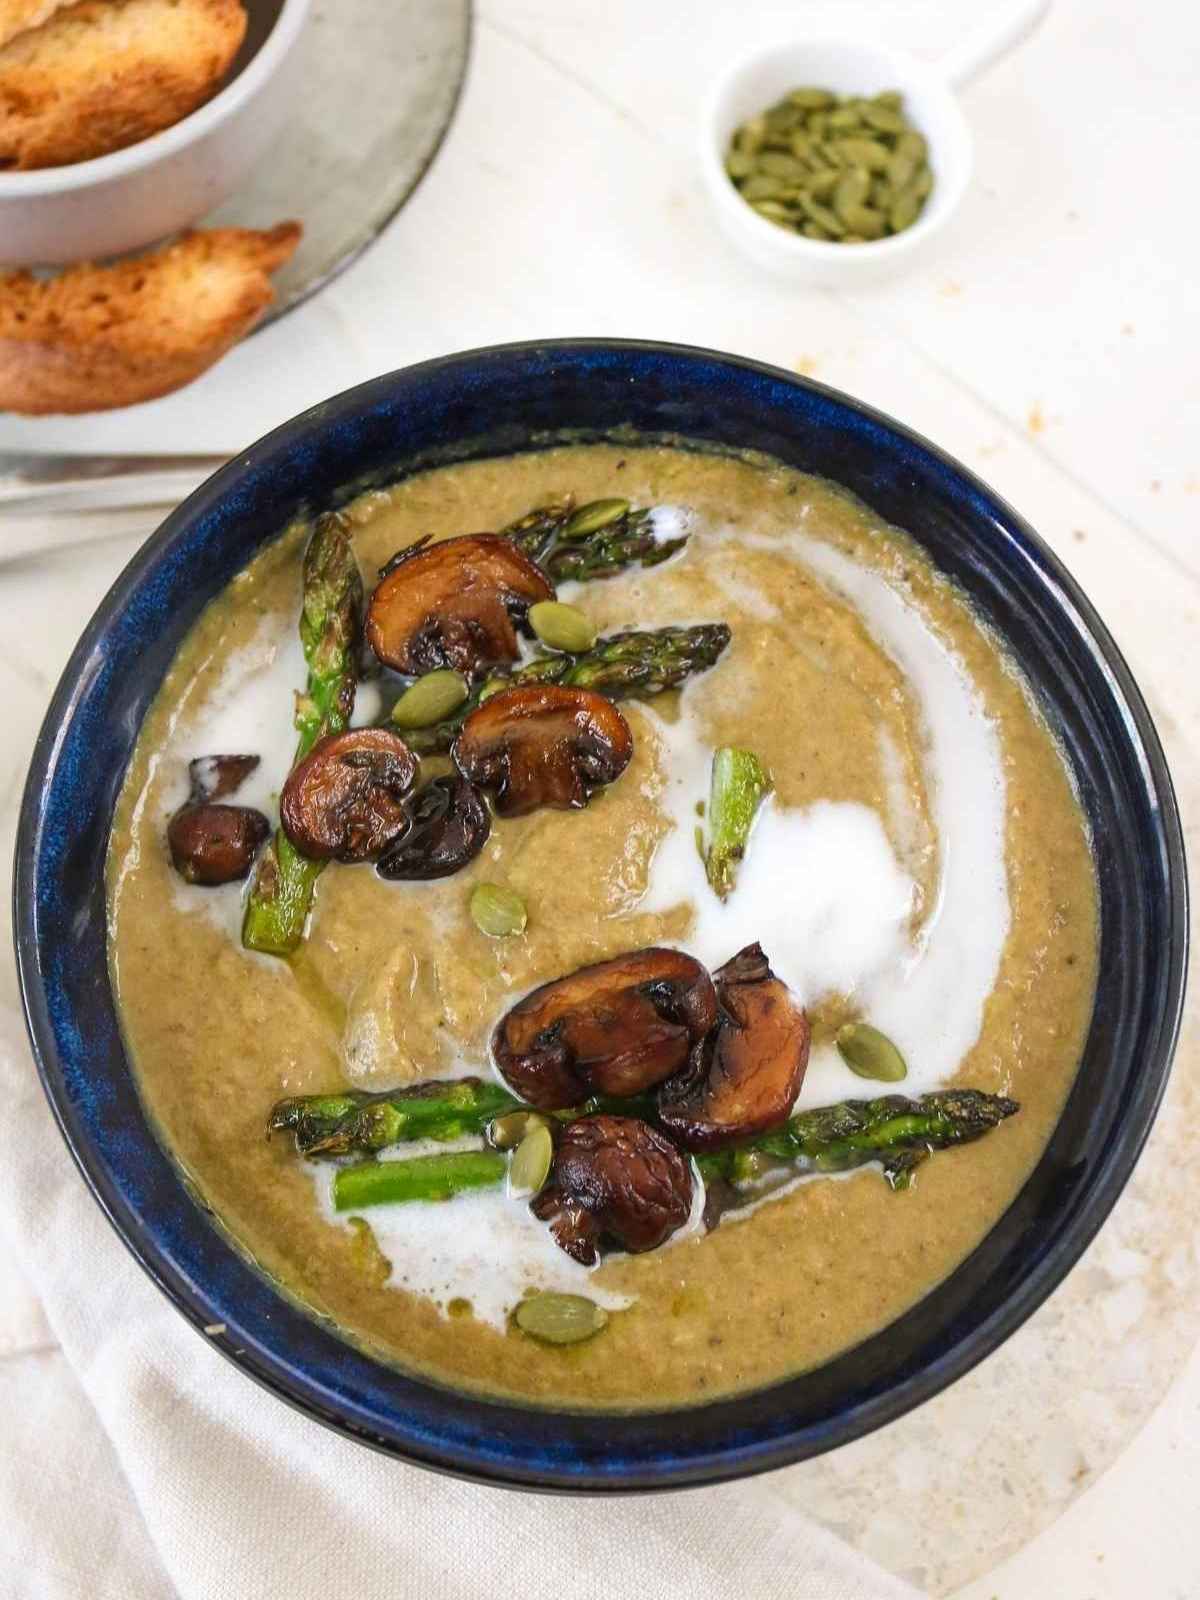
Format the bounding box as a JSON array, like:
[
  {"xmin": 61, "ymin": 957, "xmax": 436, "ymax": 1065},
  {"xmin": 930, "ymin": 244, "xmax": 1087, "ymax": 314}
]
[{"xmin": 700, "ymin": 0, "xmax": 1051, "ymax": 283}]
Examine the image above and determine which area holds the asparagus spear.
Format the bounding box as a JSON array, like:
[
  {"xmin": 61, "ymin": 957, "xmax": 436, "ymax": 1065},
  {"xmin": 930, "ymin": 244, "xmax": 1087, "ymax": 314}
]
[
  {"xmin": 696, "ymin": 1090, "xmax": 1020, "ymax": 1192},
  {"xmin": 270, "ymin": 1080, "xmax": 653, "ymax": 1159},
  {"xmin": 538, "ymin": 624, "xmax": 731, "ymax": 695},
  {"xmin": 242, "ymin": 516, "xmax": 363, "ymax": 956},
  {"xmin": 270, "ymin": 1077, "xmax": 522, "ymax": 1157},
  {"xmin": 404, "ymin": 623, "xmax": 731, "ymax": 755},
  {"xmin": 334, "ymin": 1150, "xmax": 507, "ymax": 1212},
  {"xmin": 704, "ymin": 747, "xmax": 772, "ymax": 899},
  {"xmin": 504, "ymin": 497, "xmax": 688, "ymax": 583},
  {"xmin": 322, "ymin": 1089, "xmax": 1018, "ymax": 1212}
]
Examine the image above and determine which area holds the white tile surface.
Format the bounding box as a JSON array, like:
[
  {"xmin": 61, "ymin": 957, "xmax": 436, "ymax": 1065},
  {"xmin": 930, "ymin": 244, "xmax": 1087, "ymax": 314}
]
[{"xmin": 2, "ymin": 0, "xmax": 1198, "ymax": 1594}]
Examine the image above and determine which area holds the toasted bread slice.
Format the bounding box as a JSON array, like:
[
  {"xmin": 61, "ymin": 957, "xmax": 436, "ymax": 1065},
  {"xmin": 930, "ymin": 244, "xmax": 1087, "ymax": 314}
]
[
  {"xmin": 0, "ymin": 0, "xmax": 71, "ymax": 51},
  {"xmin": 0, "ymin": 222, "xmax": 301, "ymax": 414},
  {"xmin": 0, "ymin": 0, "xmax": 247, "ymax": 170}
]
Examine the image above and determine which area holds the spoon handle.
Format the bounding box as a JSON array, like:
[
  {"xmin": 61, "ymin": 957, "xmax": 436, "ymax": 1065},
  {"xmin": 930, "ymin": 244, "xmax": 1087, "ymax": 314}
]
[
  {"xmin": 0, "ymin": 451, "xmax": 228, "ymax": 513},
  {"xmin": 939, "ymin": 0, "xmax": 1050, "ymax": 89}
]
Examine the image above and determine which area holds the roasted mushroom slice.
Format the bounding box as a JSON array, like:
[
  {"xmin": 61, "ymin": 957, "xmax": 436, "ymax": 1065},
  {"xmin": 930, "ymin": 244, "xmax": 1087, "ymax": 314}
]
[
  {"xmin": 376, "ymin": 773, "xmax": 492, "ymax": 880},
  {"xmin": 531, "ymin": 1114, "xmax": 693, "ymax": 1265},
  {"xmin": 280, "ymin": 727, "xmax": 418, "ymax": 862},
  {"xmin": 492, "ymin": 947, "xmax": 717, "ymax": 1108},
  {"xmin": 168, "ymin": 803, "xmax": 269, "ymax": 886},
  {"xmin": 366, "ymin": 534, "xmax": 553, "ymax": 678},
  {"xmin": 657, "ymin": 943, "xmax": 810, "ymax": 1151},
  {"xmin": 453, "ymin": 683, "xmax": 633, "ymax": 818},
  {"xmin": 187, "ymin": 753, "xmax": 260, "ymax": 803}
]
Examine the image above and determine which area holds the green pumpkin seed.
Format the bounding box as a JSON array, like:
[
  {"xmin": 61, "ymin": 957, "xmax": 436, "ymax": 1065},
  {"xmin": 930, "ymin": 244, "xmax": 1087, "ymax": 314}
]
[
  {"xmin": 758, "ymin": 151, "xmax": 807, "ymax": 181},
  {"xmin": 515, "ymin": 1292, "xmax": 608, "ymax": 1345},
  {"xmin": 840, "ymin": 202, "xmax": 886, "ymax": 239},
  {"xmin": 726, "ymin": 88, "xmax": 932, "ymax": 246},
  {"xmin": 469, "ymin": 883, "xmax": 528, "ymax": 938},
  {"xmin": 788, "ymin": 87, "xmax": 834, "ymax": 109},
  {"xmin": 806, "ymin": 168, "xmax": 840, "ymax": 200},
  {"xmin": 836, "ymin": 1022, "xmax": 908, "ymax": 1082},
  {"xmin": 889, "ymin": 190, "xmax": 922, "ymax": 232},
  {"xmin": 740, "ymin": 173, "xmax": 785, "ymax": 202},
  {"xmin": 528, "ymin": 600, "xmax": 597, "ymax": 654},
  {"xmin": 835, "ymin": 137, "xmax": 890, "ymax": 172},
  {"xmin": 562, "ymin": 497, "xmax": 629, "ymax": 539},
  {"xmin": 509, "ymin": 1122, "xmax": 553, "ymax": 1197},
  {"xmin": 391, "ymin": 669, "xmax": 469, "ymax": 730},
  {"xmin": 833, "ymin": 168, "xmax": 871, "ymax": 220},
  {"xmin": 863, "ymin": 103, "xmax": 906, "ymax": 134},
  {"xmin": 798, "ymin": 194, "xmax": 846, "ymax": 236},
  {"xmin": 489, "ymin": 1110, "xmax": 549, "ymax": 1150},
  {"xmin": 896, "ymin": 129, "xmax": 927, "ymax": 163},
  {"xmin": 752, "ymin": 200, "xmax": 794, "ymax": 224},
  {"xmin": 887, "ymin": 149, "xmax": 917, "ymax": 189},
  {"xmin": 737, "ymin": 114, "xmax": 767, "ymax": 154},
  {"xmin": 765, "ymin": 102, "xmax": 801, "ymax": 132}
]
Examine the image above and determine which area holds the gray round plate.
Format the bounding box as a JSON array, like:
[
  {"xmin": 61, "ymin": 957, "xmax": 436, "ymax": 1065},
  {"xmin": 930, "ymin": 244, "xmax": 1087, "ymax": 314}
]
[{"xmin": 210, "ymin": 0, "xmax": 471, "ymax": 326}]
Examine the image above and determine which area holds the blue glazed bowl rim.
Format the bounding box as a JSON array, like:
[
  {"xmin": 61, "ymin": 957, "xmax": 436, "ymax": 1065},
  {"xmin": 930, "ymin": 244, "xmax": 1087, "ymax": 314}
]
[{"xmin": 13, "ymin": 338, "xmax": 1189, "ymax": 1491}]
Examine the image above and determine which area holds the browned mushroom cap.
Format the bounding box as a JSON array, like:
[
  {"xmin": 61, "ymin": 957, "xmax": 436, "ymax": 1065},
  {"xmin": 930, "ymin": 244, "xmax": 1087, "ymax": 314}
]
[
  {"xmin": 492, "ymin": 947, "xmax": 717, "ymax": 1108},
  {"xmin": 453, "ymin": 684, "xmax": 633, "ymax": 818},
  {"xmin": 168, "ymin": 804, "xmax": 269, "ymax": 886},
  {"xmin": 376, "ymin": 774, "xmax": 491, "ymax": 880},
  {"xmin": 365, "ymin": 534, "xmax": 553, "ymax": 678},
  {"xmin": 279, "ymin": 727, "xmax": 418, "ymax": 862},
  {"xmin": 531, "ymin": 1114, "xmax": 693, "ymax": 1265},
  {"xmin": 187, "ymin": 753, "xmax": 260, "ymax": 804},
  {"xmin": 656, "ymin": 943, "xmax": 810, "ymax": 1152}
]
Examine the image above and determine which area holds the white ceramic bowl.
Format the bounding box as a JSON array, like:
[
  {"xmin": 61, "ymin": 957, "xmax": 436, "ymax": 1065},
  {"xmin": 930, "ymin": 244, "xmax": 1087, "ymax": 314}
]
[
  {"xmin": 700, "ymin": 35, "xmax": 973, "ymax": 287},
  {"xmin": 0, "ymin": 0, "xmax": 311, "ymax": 267}
]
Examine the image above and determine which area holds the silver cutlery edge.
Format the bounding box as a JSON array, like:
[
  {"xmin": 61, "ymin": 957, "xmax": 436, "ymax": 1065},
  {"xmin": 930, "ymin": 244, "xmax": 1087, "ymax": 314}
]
[{"xmin": 0, "ymin": 452, "xmax": 230, "ymax": 514}]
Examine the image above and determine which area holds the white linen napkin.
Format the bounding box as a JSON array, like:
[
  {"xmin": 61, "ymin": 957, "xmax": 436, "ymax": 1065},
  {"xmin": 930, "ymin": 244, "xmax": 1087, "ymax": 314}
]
[{"xmin": 0, "ymin": 1004, "xmax": 924, "ymax": 1600}]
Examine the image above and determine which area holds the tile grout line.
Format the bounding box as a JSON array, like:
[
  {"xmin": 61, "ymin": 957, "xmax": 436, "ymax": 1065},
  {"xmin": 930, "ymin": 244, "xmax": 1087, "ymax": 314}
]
[
  {"xmin": 835, "ymin": 288, "xmax": 1200, "ymax": 594},
  {"xmin": 470, "ymin": 6, "xmax": 1196, "ymax": 597},
  {"xmin": 0, "ymin": 646, "xmax": 50, "ymax": 697},
  {"xmin": 459, "ymin": 16, "xmax": 1199, "ymax": 598},
  {"xmin": 477, "ymin": 10, "xmax": 664, "ymax": 146},
  {"xmin": 0, "ymin": 1339, "xmax": 61, "ymax": 1365}
]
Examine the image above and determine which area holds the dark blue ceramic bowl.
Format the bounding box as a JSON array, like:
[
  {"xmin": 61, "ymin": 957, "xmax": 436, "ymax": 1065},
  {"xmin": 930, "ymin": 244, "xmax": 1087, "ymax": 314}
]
[{"xmin": 15, "ymin": 341, "xmax": 1187, "ymax": 1491}]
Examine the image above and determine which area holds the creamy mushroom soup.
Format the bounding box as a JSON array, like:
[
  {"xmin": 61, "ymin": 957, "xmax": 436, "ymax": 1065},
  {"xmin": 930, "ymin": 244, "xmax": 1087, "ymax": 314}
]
[{"xmin": 107, "ymin": 444, "xmax": 1098, "ymax": 1407}]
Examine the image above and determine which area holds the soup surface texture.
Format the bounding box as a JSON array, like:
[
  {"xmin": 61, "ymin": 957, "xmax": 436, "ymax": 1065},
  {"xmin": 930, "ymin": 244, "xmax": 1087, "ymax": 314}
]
[{"xmin": 107, "ymin": 444, "xmax": 1098, "ymax": 1407}]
